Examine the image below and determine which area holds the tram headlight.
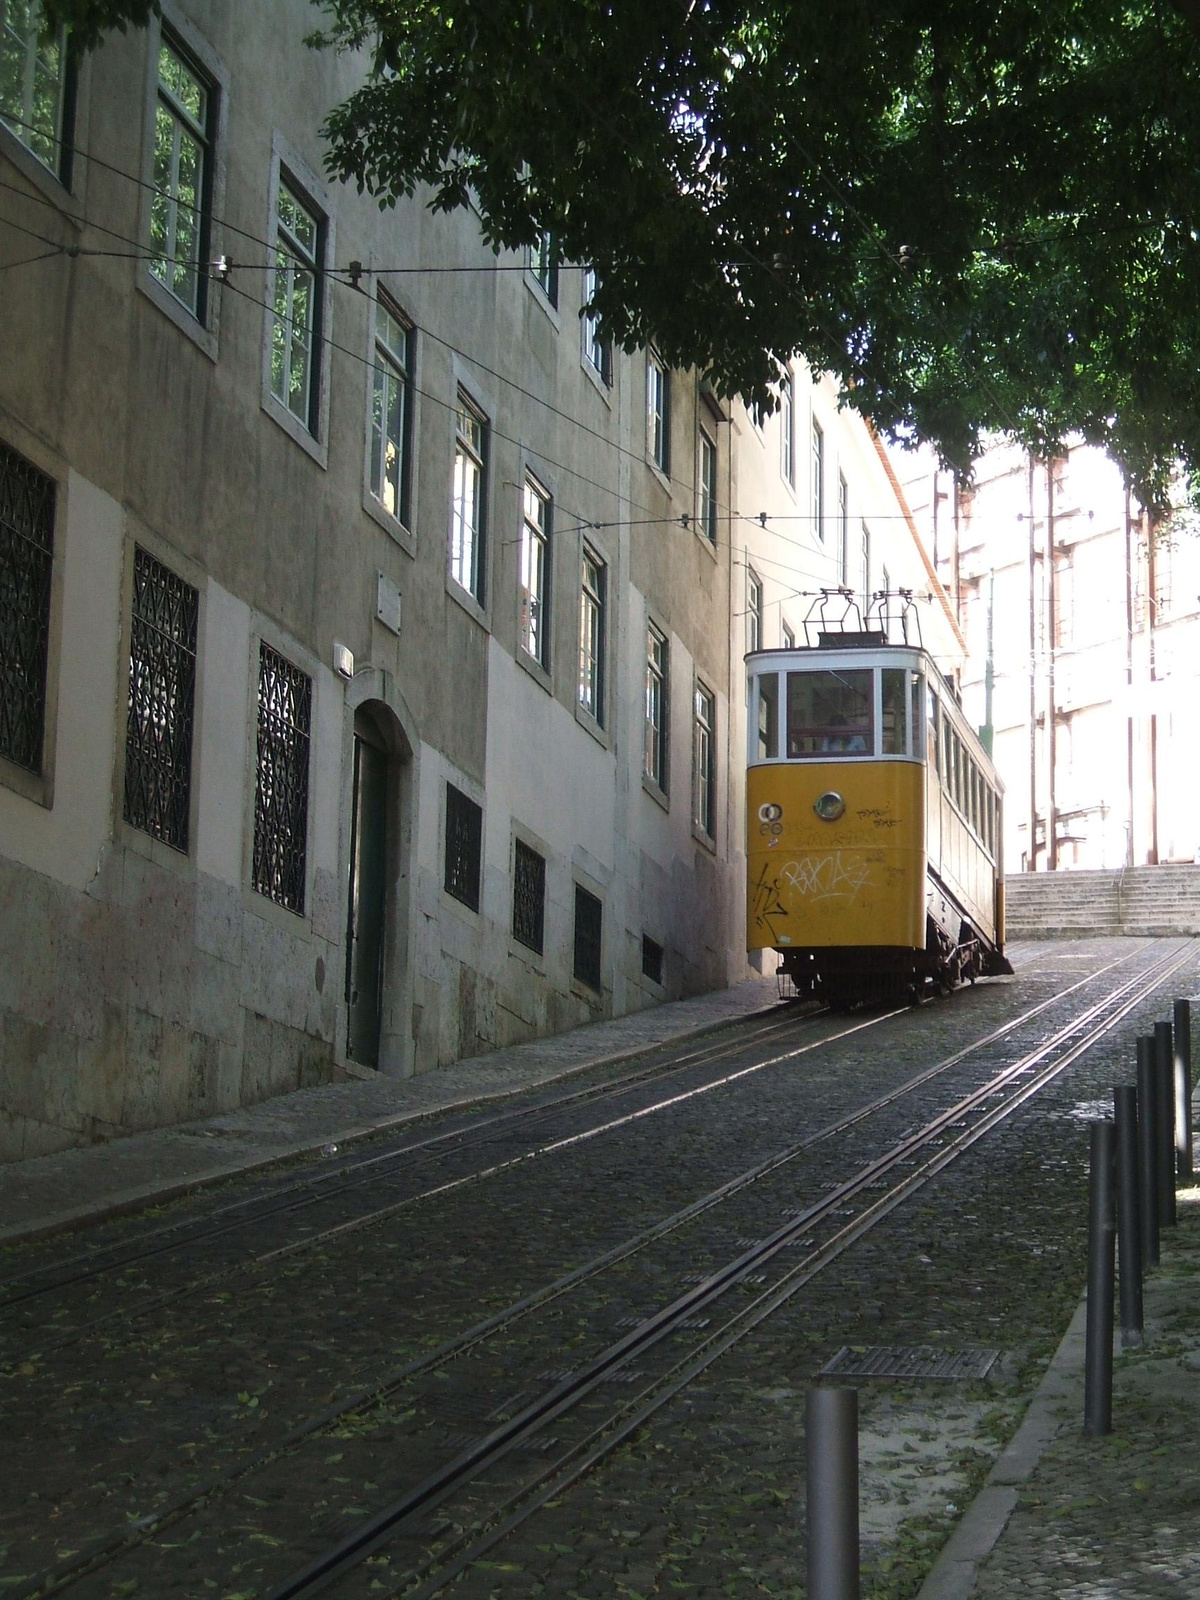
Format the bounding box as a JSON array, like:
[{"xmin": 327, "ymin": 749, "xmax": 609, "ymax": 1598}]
[{"xmin": 813, "ymin": 791, "xmax": 845, "ymax": 821}]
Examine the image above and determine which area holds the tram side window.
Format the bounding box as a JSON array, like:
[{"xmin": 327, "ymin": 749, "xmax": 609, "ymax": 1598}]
[
  {"xmin": 928, "ymin": 690, "xmax": 940, "ymax": 770},
  {"xmin": 910, "ymin": 673, "xmax": 924, "ymax": 760},
  {"xmin": 756, "ymin": 672, "xmax": 779, "ymax": 760},
  {"xmin": 786, "ymin": 668, "xmax": 873, "ymax": 756},
  {"xmin": 882, "ymin": 668, "xmax": 907, "ymax": 755}
]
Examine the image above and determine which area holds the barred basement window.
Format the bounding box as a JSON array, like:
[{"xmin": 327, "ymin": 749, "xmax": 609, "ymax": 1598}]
[
  {"xmin": 123, "ymin": 547, "xmax": 198, "ymax": 851},
  {"xmin": 642, "ymin": 935, "xmax": 664, "ymax": 986},
  {"xmin": 444, "ymin": 782, "xmax": 482, "ymax": 911},
  {"xmin": 253, "ymin": 643, "xmax": 311, "ymax": 913},
  {"xmin": 0, "ymin": 439, "xmax": 54, "ymax": 774},
  {"xmin": 512, "ymin": 837, "xmax": 546, "ymax": 954},
  {"xmin": 573, "ymin": 883, "xmax": 602, "ymax": 991}
]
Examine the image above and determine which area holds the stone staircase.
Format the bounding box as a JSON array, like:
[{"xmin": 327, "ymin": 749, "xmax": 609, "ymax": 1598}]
[{"xmin": 1005, "ymin": 864, "xmax": 1200, "ymax": 938}]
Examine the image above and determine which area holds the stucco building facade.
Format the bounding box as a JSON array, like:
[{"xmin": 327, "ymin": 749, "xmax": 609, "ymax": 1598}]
[{"xmin": 0, "ymin": 1, "xmax": 958, "ymax": 1160}]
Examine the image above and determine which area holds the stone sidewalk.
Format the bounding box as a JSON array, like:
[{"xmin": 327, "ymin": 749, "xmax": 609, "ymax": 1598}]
[
  {"xmin": 0, "ymin": 973, "xmax": 784, "ymax": 1246},
  {"xmin": 919, "ymin": 1188, "xmax": 1200, "ymax": 1600}
]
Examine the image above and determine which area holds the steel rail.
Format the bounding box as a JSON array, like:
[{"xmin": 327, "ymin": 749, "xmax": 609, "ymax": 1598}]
[
  {"xmin": 255, "ymin": 942, "xmax": 1191, "ymax": 1600},
  {"xmin": 0, "ymin": 1003, "xmax": 823, "ymax": 1302},
  {"xmin": 6, "ymin": 949, "xmax": 1153, "ymax": 1600}
]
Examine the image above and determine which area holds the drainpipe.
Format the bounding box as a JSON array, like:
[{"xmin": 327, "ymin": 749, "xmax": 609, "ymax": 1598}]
[
  {"xmin": 1145, "ymin": 509, "xmax": 1159, "ymax": 865},
  {"xmin": 1124, "ymin": 486, "xmax": 1135, "ymax": 867},
  {"xmin": 1046, "ymin": 461, "xmax": 1058, "ymax": 871},
  {"xmin": 981, "ymin": 568, "xmax": 995, "ymax": 759},
  {"xmin": 1027, "ymin": 454, "xmax": 1038, "ymax": 870}
]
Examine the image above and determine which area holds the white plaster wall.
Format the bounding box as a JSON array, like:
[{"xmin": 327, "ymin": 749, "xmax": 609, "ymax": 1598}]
[{"xmin": 194, "ymin": 579, "xmax": 249, "ymax": 887}]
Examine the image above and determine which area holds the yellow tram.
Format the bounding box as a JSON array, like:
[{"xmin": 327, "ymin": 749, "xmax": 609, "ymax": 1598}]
[{"xmin": 746, "ymin": 608, "xmax": 1011, "ymax": 1005}]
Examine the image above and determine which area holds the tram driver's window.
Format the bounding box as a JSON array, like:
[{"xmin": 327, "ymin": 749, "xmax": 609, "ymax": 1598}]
[
  {"xmin": 786, "ymin": 668, "xmax": 873, "ymax": 756},
  {"xmin": 882, "ymin": 668, "xmax": 907, "ymax": 754},
  {"xmin": 756, "ymin": 672, "xmax": 779, "ymax": 760}
]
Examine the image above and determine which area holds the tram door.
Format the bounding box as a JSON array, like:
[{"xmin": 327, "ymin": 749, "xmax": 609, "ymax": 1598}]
[{"xmin": 345, "ymin": 714, "xmax": 389, "ymax": 1067}]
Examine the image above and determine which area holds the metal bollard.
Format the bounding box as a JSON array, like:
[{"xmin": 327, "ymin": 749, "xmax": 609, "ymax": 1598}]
[
  {"xmin": 807, "ymin": 1386, "xmax": 860, "ymax": 1600},
  {"xmin": 1084, "ymin": 1119, "xmax": 1116, "ymax": 1437},
  {"xmin": 1155, "ymin": 1020, "xmax": 1177, "ymax": 1228},
  {"xmin": 1173, "ymin": 998, "xmax": 1193, "ymax": 1183},
  {"xmin": 1136, "ymin": 1037, "xmax": 1160, "ymax": 1268},
  {"xmin": 1113, "ymin": 1085, "xmax": 1144, "ymax": 1348}
]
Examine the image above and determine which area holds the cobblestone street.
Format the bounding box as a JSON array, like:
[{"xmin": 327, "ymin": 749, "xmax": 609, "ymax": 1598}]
[{"xmin": 2, "ymin": 937, "xmax": 1197, "ymax": 1600}]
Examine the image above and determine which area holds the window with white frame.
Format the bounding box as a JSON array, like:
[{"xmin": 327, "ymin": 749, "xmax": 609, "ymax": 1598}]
[
  {"xmin": 150, "ymin": 34, "xmax": 213, "ymax": 319},
  {"xmin": 647, "ymin": 350, "xmax": 670, "ymax": 472},
  {"xmin": 581, "ymin": 266, "xmax": 612, "ymax": 384},
  {"xmin": 645, "ymin": 622, "xmax": 668, "ymax": 789},
  {"xmin": 698, "ymin": 427, "xmax": 718, "ymax": 542},
  {"xmin": 450, "ymin": 391, "xmax": 487, "ymax": 599},
  {"xmin": 780, "ymin": 371, "xmax": 795, "ymax": 485},
  {"xmin": 692, "ymin": 683, "xmax": 716, "ymax": 836},
  {"xmin": 811, "ymin": 419, "xmax": 825, "ymax": 542},
  {"xmin": 747, "ymin": 568, "xmax": 763, "ymax": 654},
  {"xmin": 370, "ymin": 298, "xmax": 413, "ymax": 524},
  {"xmin": 578, "ymin": 543, "xmax": 606, "ymax": 723},
  {"xmin": 270, "ymin": 175, "xmax": 324, "ymax": 433},
  {"xmin": 526, "ymin": 230, "xmax": 558, "ymax": 305},
  {"xmin": 0, "ymin": 1, "xmax": 71, "ymax": 180},
  {"xmin": 519, "ymin": 473, "xmax": 551, "ymax": 666},
  {"xmin": 838, "ymin": 472, "xmax": 849, "ymax": 583},
  {"xmin": 781, "ymin": 619, "xmax": 795, "ymax": 650}
]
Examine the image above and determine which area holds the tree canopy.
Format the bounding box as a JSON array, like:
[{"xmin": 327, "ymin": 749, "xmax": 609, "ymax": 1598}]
[{"xmin": 48, "ymin": 0, "xmax": 1200, "ymax": 508}]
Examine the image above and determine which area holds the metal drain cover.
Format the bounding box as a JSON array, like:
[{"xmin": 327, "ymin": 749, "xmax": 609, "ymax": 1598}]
[{"xmin": 819, "ymin": 1345, "xmax": 1001, "ymax": 1381}]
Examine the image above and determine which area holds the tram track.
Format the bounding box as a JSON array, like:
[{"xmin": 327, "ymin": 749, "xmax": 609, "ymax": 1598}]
[
  {"xmin": 252, "ymin": 939, "xmax": 1193, "ymax": 1600},
  {"xmin": 0, "ymin": 950, "xmax": 1146, "ymax": 1363},
  {"xmin": 6, "ymin": 940, "xmax": 1182, "ymax": 1600}
]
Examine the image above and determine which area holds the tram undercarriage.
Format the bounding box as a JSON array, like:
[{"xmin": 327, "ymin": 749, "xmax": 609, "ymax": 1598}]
[{"xmin": 777, "ymin": 912, "xmax": 1013, "ymax": 1009}]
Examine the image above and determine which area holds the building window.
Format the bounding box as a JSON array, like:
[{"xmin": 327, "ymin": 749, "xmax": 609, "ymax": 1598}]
[
  {"xmin": 450, "ymin": 391, "xmax": 488, "ymax": 599},
  {"xmin": 150, "ymin": 35, "xmax": 213, "ymax": 319},
  {"xmin": 512, "ymin": 837, "xmax": 546, "ymax": 954},
  {"xmin": 698, "ymin": 427, "xmax": 718, "ymax": 542},
  {"xmin": 693, "ymin": 683, "xmax": 716, "ymax": 836},
  {"xmin": 526, "ymin": 231, "xmax": 558, "ymax": 305},
  {"xmin": 0, "ymin": 439, "xmax": 54, "ymax": 774},
  {"xmin": 520, "ymin": 473, "xmax": 551, "ymax": 666},
  {"xmin": 782, "ymin": 619, "xmax": 795, "ymax": 650},
  {"xmin": 642, "ymin": 934, "xmax": 664, "ymax": 986},
  {"xmin": 780, "ymin": 371, "xmax": 795, "ymax": 485},
  {"xmin": 370, "ymin": 298, "xmax": 413, "ymax": 524},
  {"xmin": 270, "ymin": 175, "xmax": 324, "ymax": 433},
  {"xmin": 838, "ymin": 472, "xmax": 849, "ymax": 584},
  {"xmin": 253, "ymin": 644, "xmax": 311, "ymax": 915},
  {"xmin": 0, "ymin": 2, "xmax": 71, "ymax": 180},
  {"xmin": 644, "ymin": 622, "xmax": 668, "ymax": 788},
  {"xmin": 578, "ymin": 543, "xmax": 606, "ymax": 723},
  {"xmin": 811, "ymin": 420, "xmax": 825, "ymax": 542},
  {"xmin": 581, "ymin": 266, "xmax": 612, "ymax": 384},
  {"xmin": 444, "ymin": 782, "xmax": 482, "ymax": 911},
  {"xmin": 647, "ymin": 350, "xmax": 670, "ymax": 472},
  {"xmin": 747, "ymin": 568, "xmax": 763, "ymax": 654},
  {"xmin": 123, "ymin": 547, "xmax": 197, "ymax": 852},
  {"xmin": 573, "ymin": 883, "xmax": 603, "ymax": 991}
]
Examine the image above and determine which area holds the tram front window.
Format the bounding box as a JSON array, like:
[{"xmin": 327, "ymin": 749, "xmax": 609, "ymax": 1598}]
[
  {"xmin": 756, "ymin": 672, "xmax": 779, "ymax": 759},
  {"xmin": 882, "ymin": 668, "xmax": 908, "ymax": 755},
  {"xmin": 786, "ymin": 668, "xmax": 873, "ymax": 756}
]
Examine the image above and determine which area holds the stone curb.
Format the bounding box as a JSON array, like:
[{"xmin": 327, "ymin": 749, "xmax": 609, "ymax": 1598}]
[{"xmin": 915, "ymin": 1298, "xmax": 1088, "ymax": 1600}]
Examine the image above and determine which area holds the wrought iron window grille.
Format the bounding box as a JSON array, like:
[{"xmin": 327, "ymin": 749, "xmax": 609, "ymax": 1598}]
[
  {"xmin": 445, "ymin": 782, "xmax": 483, "ymax": 910},
  {"xmin": 123, "ymin": 547, "xmax": 198, "ymax": 851},
  {"xmin": 253, "ymin": 643, "xmax": 312, "ymax": 913},
  {"xmin": 512, "ymin": 838, "xmax": 546, "ymax": 954},
  {"xmin": 573, "ymin": 884, "xmax": 603, "ymax": 991},
  {"xmin": 0, "ymin": 441, "xmax": 55, "ymax": 774}
]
